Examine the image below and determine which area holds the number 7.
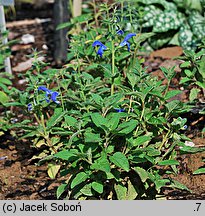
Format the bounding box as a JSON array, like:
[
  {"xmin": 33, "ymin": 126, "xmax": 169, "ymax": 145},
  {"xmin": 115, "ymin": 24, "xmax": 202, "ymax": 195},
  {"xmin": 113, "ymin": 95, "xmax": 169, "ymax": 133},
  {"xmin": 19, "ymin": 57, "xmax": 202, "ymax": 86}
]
[{"xmin": 196, "ymin": 203, "xmax": 201, "ymax": 211}]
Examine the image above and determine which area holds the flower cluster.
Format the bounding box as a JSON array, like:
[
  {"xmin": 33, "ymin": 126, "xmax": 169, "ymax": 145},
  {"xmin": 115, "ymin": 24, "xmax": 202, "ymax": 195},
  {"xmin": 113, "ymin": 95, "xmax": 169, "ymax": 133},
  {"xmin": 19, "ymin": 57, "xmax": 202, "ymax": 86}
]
[
  {"xmin": 38, "ymin": 86, "xmax": 60, "ymax": 104},
  {"xmin": 27, "ymin": 86, "xmax": 60, "ymax": 111},
  {"xmin": 92, "ymin": 32, "xmax": 136, "ymax": 57}
]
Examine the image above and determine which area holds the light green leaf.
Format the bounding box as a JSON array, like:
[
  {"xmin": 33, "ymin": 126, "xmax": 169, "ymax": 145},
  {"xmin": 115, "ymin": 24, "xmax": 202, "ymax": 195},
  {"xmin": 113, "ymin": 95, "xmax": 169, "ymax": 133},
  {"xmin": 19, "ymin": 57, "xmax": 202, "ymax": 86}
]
[
  {"xmin": 47, "ymin": 108, "xmax": 67, "ymax": 129},
  {"xmin": 126, "ymin": 180, "xmax": 138, "ymax": 200},
  {"xmin": 158, "ymin": 160, "xmax": 179, "ymax": 166},
  {"xmin": 84, "ymin": 132, "xmax": 102, "ymax": 143},
  {"xmin": 133, "ymin": 136, "xmax": 151, "ymax": 147},
  {"xmin": 114, "ymin": 183, "xmax": 127, "ymax": 200},
  {"xmin": 57, "ymin": 183, "xmax": 68, "ymax": 199},
  {"xmin": 114, "ymin": 120, "xmax": 137, "ymax": 135},
  {"xmin": 165, "ymin": 100, "xmax": 180, "ymax": 113},
  {"xmin": 193, "ymin": 168, "xmax": 205, "ymax": 175},
  {"xmin": 64, "ymin": 115, "xmax": 78, "ymax": 127},
  {"xmin": 47, "ymin": 163, "xmax": 61, "ymax": 179},
  {"xmin": 170, "ymin": 179, "xmax": 191, "ymax": 192},
  {"xmin": 196, "ymin": 81, "xmax": 205, "ymax": 89},
  {"xmin": 189, "ymin": 88, "xmax": 200, "ymax": 102},
  {"xmin": 54, "ymin": 149, "xmax": 78, "ymax": 161},
  {"xmin": 71, "ymin": 172, "xmax": 89, "ymax": 189},
  {"xmin": 0, "ymin": 91, "xmax": 9, "ymax": 104},
  {"xmin": 165, "ymin": 90, "xmax": 182, "ymax": 100},
  {"xmin": 80, "ymin": 183, "xmax": 93, "ymax": 196},
  {"xmin": 91, "ymin": 182, "xmax": 103, "ymax": 194},
  {"xmin": 134, "ymin": 167, "xmax": 148, "ymax": 182},
  {"xmin": 90, "ymin": 156, "xmax": 111, "ymax": 173},
  {"xmin": 90, "ymin": 113, "xmax": 108, "ymax": 128},
  {"xmin": 109, "ymin": 152, "xmax": 130, "ymax": 172},
  {"xmin": 107, "ymin": 113, "xmax": 120, "ymax": 131}
]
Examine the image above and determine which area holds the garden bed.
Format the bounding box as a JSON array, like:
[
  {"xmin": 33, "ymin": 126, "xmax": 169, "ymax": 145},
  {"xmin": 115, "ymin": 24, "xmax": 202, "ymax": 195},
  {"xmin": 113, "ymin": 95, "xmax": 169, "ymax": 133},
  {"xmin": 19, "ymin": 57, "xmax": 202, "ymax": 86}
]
[{"xmin": 1, "ymin": 1, "xmax": 205, "ymax": 200}]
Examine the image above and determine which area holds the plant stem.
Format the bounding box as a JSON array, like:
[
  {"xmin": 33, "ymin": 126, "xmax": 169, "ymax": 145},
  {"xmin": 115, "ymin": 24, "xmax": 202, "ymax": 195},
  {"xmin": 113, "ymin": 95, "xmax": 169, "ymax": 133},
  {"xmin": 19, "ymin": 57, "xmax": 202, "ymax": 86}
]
[
  {"xmin": 134, "ymin": 100, "xmax": 145, "ymax": 136},
  {"xmin": 93, "ymin": 0, "xmax": 99, "ymax": 27},
  {"xmin": 158, "ymin": 131, "xmax": 170, "ymax": 151},
  {"xmin": 111, "ymin": 40, "xmax": 115, "ymax": 95}
]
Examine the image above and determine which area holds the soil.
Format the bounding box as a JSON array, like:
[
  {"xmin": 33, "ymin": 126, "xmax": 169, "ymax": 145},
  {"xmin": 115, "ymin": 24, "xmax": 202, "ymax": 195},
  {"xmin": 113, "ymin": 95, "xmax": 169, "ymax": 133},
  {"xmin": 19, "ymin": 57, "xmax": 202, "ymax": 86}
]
[{"xmin": 0, "ymin": 3, "xmax": 205, "ymax": 200}]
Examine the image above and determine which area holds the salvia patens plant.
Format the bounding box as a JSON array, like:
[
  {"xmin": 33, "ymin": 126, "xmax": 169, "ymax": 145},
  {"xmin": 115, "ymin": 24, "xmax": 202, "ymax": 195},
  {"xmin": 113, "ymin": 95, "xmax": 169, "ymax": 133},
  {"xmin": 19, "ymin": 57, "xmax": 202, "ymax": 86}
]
[{"xmin": 5, "ymin": 2, "xmax": 205, "ymax": 200}]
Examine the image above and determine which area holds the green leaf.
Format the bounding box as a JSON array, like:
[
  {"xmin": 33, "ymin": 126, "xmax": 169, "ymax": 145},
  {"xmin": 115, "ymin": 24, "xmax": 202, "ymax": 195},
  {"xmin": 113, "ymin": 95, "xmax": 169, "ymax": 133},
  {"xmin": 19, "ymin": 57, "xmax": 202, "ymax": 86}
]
[
  {"xmin": 107, "ymin": 113, "xmax": 120, "ymax": 131},
  {"xmin": 80, "ymin": 183, "xmax": 93, "ymax": 196},
  {"xmin": 134, "ymin": 167, "xmax": 148, "ymax": 183},
  {"xmin": 158, "ymin": 160, "xmax": 179, "ymax": 166},
  {"xmin": 64, "ymin": 115, "xmax": 78, "ymax": 127},
  {"xmin": 0, "ymin": 77, "xmax": 12, "ymax": 85},
  {"xmin": 114, "ymin": 120, "xmax": 137, "ymax": 135},
  {"xmin": 189, "ymin": 88, "xmax": 200, "ymax": 102},
  {"xmin": 47, "ymin": 163, "xmax": 61, "ymax": 179},
  {"xmin": 109, "ymin": 152, "xmax": 130, "ymax": 172},
  {"xmin": 46, "ymin": 108, "xmax": 67, "ymax": 129},
  {"xmin": 196, "ymin": 81, "xmax": 205, "ymax": 89},
  {"xmin": 54, "ymin": 149, "xmax": 78, "ymax": 161},
  {"xmin": 90, "ymin": 156, "xmax": 111, "ymax": 173},
  {"xmin": 116, "ymin": 52, "xmax": 131, "ymax": 62},
  {"xmin": 184, "ymin": 69, "xmax": 193, "ymax": 77},
  {"xmin": 90, "ymin": 113, "xmax": 108, "ymax": 128},
  {"xmin": 179, "ymin": 77, "xmax": 191, "ymax": 84},
  {"xmin": 193, "ymin": 168, "xmax": 205, "ymax": 175},
  {"xmin": 56, "ymin": 22, "xmax": 72, "ymax": 30},
  {"xmin": 57, "ymin": 183, "xmax": 68, "ymax": 199},
  {"xmin": 165, "ymin": 90, "xmax": 182, "ymax": 100},
  {"xmin": 114, "ymin": 183, "xmax": 127, "ymax": 200},
  {"xmin": 91, "ymin": 182, "xmax": 103, "ymax": 194},
  {"xmin": 147, "ymin": 148, "xmax": 161, "ymax": 156},
  {"xmin": 134, "ymin": 32, "xmax": 155, "ymax": 47},
  {"xmin": 84, "ymin": 132, "xmax": 102, "ymax": 143},
  {"xmin": 91, "ymin": 93, "xmax": 103, "ymax": 106},
  {"xmin": 0, "ymin": 91, "xmax": 9, "ymax": 104},
  {"xmin": 165, "ymin": 100, "xmax": 180, "ymax": 113},
  {"xmin": 179, "ymin": 146, "xmax": 205, "ymax": 154},
  {"xmin": 170, "ymin": 179, "xmax": 191, "ymax": 192},
  {"xmin": 126, "ymin": 180, "xmax": 138, "ymax": 200},
  {"xmin": 155, "ymin": 179, "xmax": 170, "ymax": 192},
  {"xmin": 180, "ymin": 61, "xmax": 191, "ymax": 68},
  {"xmin": 133, "ymin": 136, "xmax": 151, "ymax": 147},
  {"xmin": 71, "ymin": 172, "xmax": 89, "ymax": 189}
]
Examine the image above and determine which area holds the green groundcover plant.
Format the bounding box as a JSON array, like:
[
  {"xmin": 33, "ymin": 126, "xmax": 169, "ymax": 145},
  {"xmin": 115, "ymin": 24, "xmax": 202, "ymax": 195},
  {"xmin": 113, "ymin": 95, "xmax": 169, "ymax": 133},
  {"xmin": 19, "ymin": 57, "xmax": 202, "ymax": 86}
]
[{"xmin": 2, "ymin": 2, "xmax": 205, "ymax": 200}]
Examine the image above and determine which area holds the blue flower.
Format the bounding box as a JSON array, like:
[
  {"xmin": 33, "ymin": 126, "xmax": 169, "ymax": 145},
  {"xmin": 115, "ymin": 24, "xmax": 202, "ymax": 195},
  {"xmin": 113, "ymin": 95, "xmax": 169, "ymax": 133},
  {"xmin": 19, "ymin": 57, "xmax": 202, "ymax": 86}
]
[
  {"xmin": 119, "ymin": 33, "xmax": 136, "ymax": 51},
  {"xmin": 92, "ymin": 40, "xmax": 107, "ymax": 57},
  {"xmin": 50, "ymin": 91, "xmax": 60, "ymax": 104},
  {"xmin": 182, "ymin": 125, "xmax": 188, "ymax": 130},
  {"xmin": 38, "ymin": 86, "xmax": 60, "ymax": 104},
  {"xmin": 114, "ymin": 108, "xmax": 125, "ymax": 113},
  {"xmin": 27, "ymin": 103, "xmax": 33, "ymax": 111},
  {"xmin": 116, "ymin": 29, "xmax": 124, "ymax": 35}
]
